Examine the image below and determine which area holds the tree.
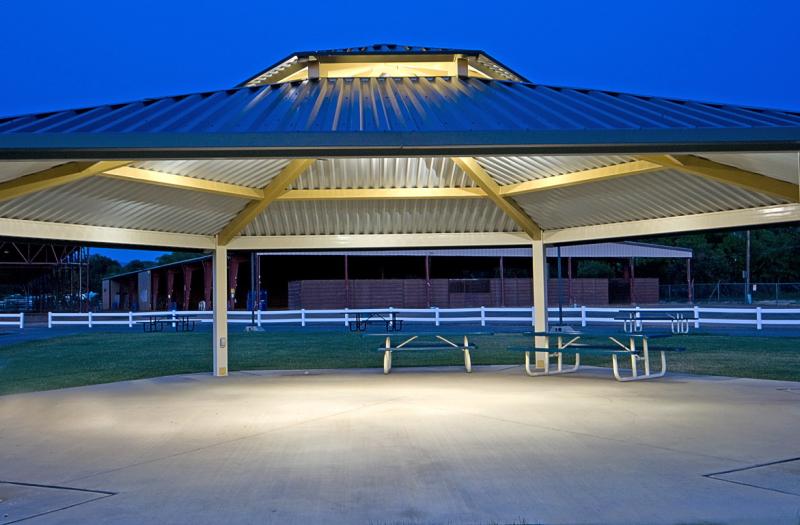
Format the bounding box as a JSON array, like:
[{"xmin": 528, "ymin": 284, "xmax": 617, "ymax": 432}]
[
  {"xmin": 88, "ymin": 254, "xmax": 122, "ymax": 294},
  {"xmin": 155, "ymin": 252, "xmax": 203, "ymax": 265}
]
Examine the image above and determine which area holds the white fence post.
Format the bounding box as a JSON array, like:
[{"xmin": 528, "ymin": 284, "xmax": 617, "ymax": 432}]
[
  {"xmin": 434, "ymin": 307, "xmax": 440, "ymax": 327},
  {"xmin": 580, "ymin": 305, "xmax": 587, "ymax": 327},
  {"xmin": 257, "ymin": 309, "xmax": 262, "ymax": 328},
  {"xmin": 19, "ymin": 312, "xmax": 24, "ymax": 329},
  {"xmin": 48, "ymin": 311, "xmax": 52, "ymax": 328},
  {"xmin": 694, "ymin": 306, "xmax": 700, "ymax": 329},
  {"xmin": 344, "ymin": 308, "xmax": 349, "ymax": 327},
  {"xmin": 88, "ymin": 311, "xmax": 93, "ymax": 328},
  {"xmin": 756, "ymin": 307, "xmax": 763, "ymax": 330},
  {"xmin": 301, "ymin": 308, "xmax": 306, "ymax": 327},
  {"xmin": 171, "ymin": 310, "xmax": 176, "ymax": 328},
  {"xmin": 480, "ymin": 306, "xmax": 486, "ymax": 327},
  {"xmin": 128, "ymin": 311, "xmax": 133, "ymax": 328}
]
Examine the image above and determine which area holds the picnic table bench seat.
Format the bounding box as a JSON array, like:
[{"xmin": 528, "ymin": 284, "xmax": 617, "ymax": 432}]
[
  {"xmin": 509, "ymin": 335, "xmax": 685, "ymax": 382},
  {"xmin": 616, "ymin": 310, "xmax": 697, "ymax": 334},
  {"xmin": 375, "ymin": 343, "xmax": 477, "ymax": 352},
  {"xmin": 370, "ymin": 333, "xmax": 479, "ymax": 374}
]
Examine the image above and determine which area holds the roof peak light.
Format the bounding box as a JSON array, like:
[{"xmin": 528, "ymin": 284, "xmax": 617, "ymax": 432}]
[{"xmin": 241, "ymin": 43, "xmax": 527, "ymax": 86}]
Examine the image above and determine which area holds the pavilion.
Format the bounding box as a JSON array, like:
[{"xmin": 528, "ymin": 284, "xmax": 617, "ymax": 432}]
[{"xmin": 0, "ymin": 43, "xmax": 798, "ymax": 376}]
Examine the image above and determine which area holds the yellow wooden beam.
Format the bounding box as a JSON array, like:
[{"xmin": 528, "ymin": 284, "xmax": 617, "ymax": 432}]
[
  {"xmin": 499, "ymin": 160, "xmax": 663, "ymax": 197},
  {"xmin": 0, "ymin": 161, "xmax": 130, "ymax": 203},
  {"xmin": 452, "ymin": 157, "xmax": 542, "ymax": 240},
  {"xmin": 641, "ymin": 155, "xmax": 799, "ymax": 202},
  {"xmin": 217, "ymin": 159, "xmax": 315, "ymax": 245},
  {"xmin": 101, "ymin": 165, "xmax": 264, "ymax": 200},
  {"xmin": 277, "ymin": 187, "xmax": 486, "ymax": 201}
]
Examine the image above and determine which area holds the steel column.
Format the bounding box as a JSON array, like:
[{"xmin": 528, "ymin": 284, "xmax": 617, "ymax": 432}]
[
  {"xmin": 532, "ymin": 240, "xmax": 549, "ymax": 369},
  {"xmin": 213, "ymin": 245, "xmax": 228, "ymax": 377}
]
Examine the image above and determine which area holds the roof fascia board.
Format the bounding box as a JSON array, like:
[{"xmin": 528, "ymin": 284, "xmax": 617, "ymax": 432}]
[
  {"xmin": 228, "ymin": 232, "xmax": 533, "ymax": 250},
  {"xmin": 0, "ymin": 217, "xmax": 215, "ymax": 250},
  {"xmin": 1, "ymin": 129, "xmax": 799, "ymax": 160}
]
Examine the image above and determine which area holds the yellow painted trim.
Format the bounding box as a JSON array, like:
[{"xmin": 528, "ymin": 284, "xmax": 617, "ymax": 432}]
[
  {"xmin": 499, "ymin": 160, "xmax": 663, "ymax": 197},
  {"xmin": 452, "ymin": 157, "xmax": 542, "ymax": 240},
  {"xmin": 228, "ymin": 232, "xmax": 533, "ymax": 250},
  {"xmin": 217, "ymin": 159, "xmax": 315, "ymax": 245},
  {"xmin": 278, "ymin": 187, "xmax": 486, "ymax": 201},
  {"xmin": 0, "ymin": 217, "xmax": 215, "ymax": 249},
  {"xmin": 641, "ymin": 155, "xmax": 799, "ymax": 202},
  {"xmin": 101, "ymin": 166, "xmax": 264, "ymax": 200},
  {"xmin": 0, "ymin": 161, "xmax": 130, "ymax": 202}
]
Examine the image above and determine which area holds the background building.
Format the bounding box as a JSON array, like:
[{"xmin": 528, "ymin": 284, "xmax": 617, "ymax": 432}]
[{"xmin": 102, "ymin": 242, "xmax": 691, "ymax": 311}]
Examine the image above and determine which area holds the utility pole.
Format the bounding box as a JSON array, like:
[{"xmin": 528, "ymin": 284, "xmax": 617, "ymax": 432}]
[{"xmin": 745, "ymin": 230, "xmax": 751, "ymax": 305}]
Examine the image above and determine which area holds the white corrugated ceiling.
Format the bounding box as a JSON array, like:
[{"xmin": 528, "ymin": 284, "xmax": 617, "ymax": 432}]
[
  {"xmin": 0, "ymin": 177, "xmax": 244, "ymax": 235},
  {"xmin": 0, "ymin": 153, "xmax": 795, "ymax": 238},
  {"xmin": 243, "ymin": 199, "xmax": 519, "ymax": 236},
  {"xmin": 513, "ymin": 169, "xmax": 787, "ymax": 230}
]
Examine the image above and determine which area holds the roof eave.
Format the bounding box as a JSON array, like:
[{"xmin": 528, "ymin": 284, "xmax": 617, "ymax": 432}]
[{"xmin": 1, "ymin": 128, "xmax": 799, "ymax": 160}]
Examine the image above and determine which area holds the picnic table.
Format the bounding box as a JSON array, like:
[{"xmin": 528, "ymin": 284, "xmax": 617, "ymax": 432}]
[
  {"xmin": 365, "ymin": 331, "xmax": 489, "ymax": 374},
  {"xmin": 508, "ymin": 329, "xmax": 684, "ymax": 382},
  {"xmin": 348, "ymin": 311, "xmax": 403, "ymax": 333},
  {"xmin": 138, "ymin": 314, "xmax": 198, "ymax": 333},
  {"xmin": 616, "ymin": 309, "xmax": 696, "ymax": 334}
]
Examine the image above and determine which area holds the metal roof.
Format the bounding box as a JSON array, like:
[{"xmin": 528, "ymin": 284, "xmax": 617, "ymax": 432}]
[
  {"xmin": 243, "ymin": 199, "xmax": 519, "ymax": 236},
  {"xmin": 291, "ymin": 158, "xmax": 478, "ymax": 190},
  {"xmin": 2, "ymin": 77, "xmax": 799, "ymax": 159},
  {"xmin": 0, "ymin": 176, "xmax": 244, "ymax": 235},
  {"xmin": 0, "ymin": 45, "xmax": 798, "ymax": 250},
  {"xmin": 514, "ymin": 169, "xmax": 787, "ymax": 230}
]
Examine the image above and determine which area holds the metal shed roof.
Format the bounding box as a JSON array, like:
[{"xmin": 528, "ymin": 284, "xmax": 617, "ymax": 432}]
[
  {"xmin": 2, "ymin": 77, "xmax": 800, "ymax": 159},
  {"xmin": 0, "ymin": 44, "xmax": 798, "ymax": 252}
]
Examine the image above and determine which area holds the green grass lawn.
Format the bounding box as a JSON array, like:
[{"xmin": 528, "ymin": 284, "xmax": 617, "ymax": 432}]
[{"xmin": 0, "ymin": 330, "xmax": 798, "ymax": 395}]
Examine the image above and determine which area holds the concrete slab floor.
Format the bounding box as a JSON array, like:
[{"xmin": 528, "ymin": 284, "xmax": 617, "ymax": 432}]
[{"xmin": 0, "ymin": 365, "xmax": 799, "ymax": 525}]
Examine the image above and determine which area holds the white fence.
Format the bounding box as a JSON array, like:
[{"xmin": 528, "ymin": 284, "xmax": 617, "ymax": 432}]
[
  {"xmin": 46, "ymin": 306, "xmax": 800, "ymax": 331},
  {"xmin": 0, "ymin": 312, "xmax": 24, "ymax": 328}
]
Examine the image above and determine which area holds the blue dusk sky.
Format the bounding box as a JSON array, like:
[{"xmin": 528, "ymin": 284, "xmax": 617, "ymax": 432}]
[{"xmin": 1, "ymin": 0, "xmax": 798, "ymax": 263}]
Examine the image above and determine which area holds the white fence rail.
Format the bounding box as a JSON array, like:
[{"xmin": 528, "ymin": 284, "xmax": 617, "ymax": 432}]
[
  {"xmin": 45, "ymin": 306, "xmax": 800, "ymax": 331},
  {"xmin": 0, "ymin": 312, "xmax": 23, "ymax": 328}
]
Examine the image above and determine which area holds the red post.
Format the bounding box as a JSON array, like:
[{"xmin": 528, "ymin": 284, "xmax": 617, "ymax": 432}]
[
  {"xmin": 499, "ymin": 256, "xmax": 505, "ymax": 307},
  {"xmin": 182, "ymin": 265, "xmax": 194, "ymax": 310},
  {"xmin": 344, "ymin": 254, "xmax": 350, "ymax": 308},
  {"xmin": 202, "ymin": 259, "xmax": 212, "ymax": 308},
  {"xmin": 166, "ymin": 270, "xmax": 176, "ymax": 310},
  {"xmin": 228, "ymin": 257, "xmax": 241, "ymax": 309},
  {"xmin": 567, "ymin": 257, "xmax": 573, "ymax": 305},
  {"xmin": 425, "ymin": 255, "xmax": 431, "ymax": 307},
  {"xmin": 151, "ymin": 271, "xmax": 160, "ymax": 311},
  {"xmin": 629, "ymin": 257, "xmax": 636, "ymax": 305}
]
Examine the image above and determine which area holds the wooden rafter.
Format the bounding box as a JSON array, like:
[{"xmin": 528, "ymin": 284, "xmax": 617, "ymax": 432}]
[
  {"xmin": 452, "ymin": 157, "xmax": 542, "ymax": 240},
  {"xmin": 101, "ymin": 165, "xmax": 264, "ymax": 200},
  {"xmin": 499, "ymin": 160, "xmax": 663, "ymax": 197},
  {"xmin": 217, "ymin": 159, "xmax": 315, "ymax": 245},
  {"xmin": 0, "ymin": 161, "xmax": 130, "ymax": 203},
  {"xmin": 640, "ymin": 155, "xmax": 799, "ymax": 202}
]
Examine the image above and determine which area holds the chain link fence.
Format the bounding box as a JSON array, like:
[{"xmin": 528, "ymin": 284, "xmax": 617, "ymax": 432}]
[{"xmin": 660, "ymin": 282, "xmax": 800, "ymax": 304}]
